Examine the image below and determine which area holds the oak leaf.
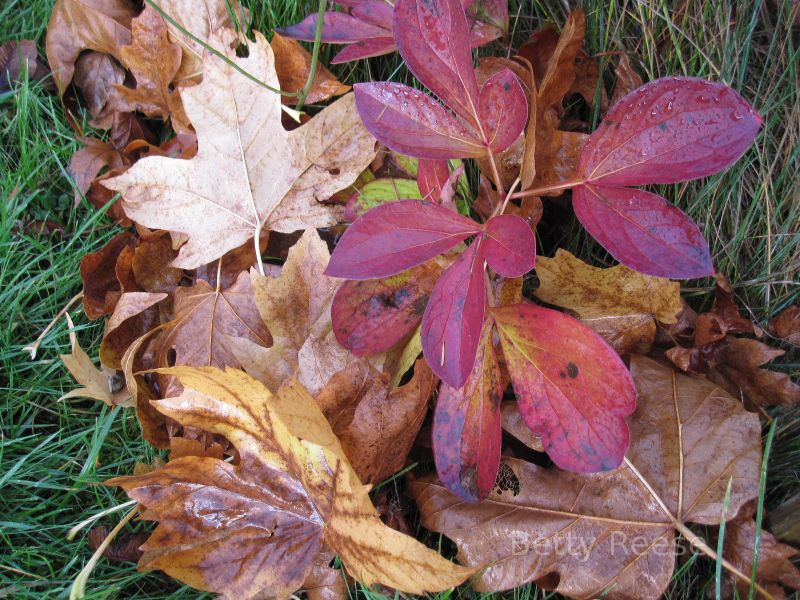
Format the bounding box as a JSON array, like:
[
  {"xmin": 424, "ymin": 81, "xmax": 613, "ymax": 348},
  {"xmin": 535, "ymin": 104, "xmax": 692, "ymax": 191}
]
[
  {"xmin": 109, "ymin": 367, "xmax": 474, "ymax": 599},
  {"xmin": 104, "ymin": 30, "xmax": 377, "ymax": 269},
  {"xmin": 534, "ymin": 249, "xmax": 682, "ymax": 354},
  {"xmin": 410, "ymin": 356, "xmax": 762, "ymax": 599},
  {"xmin": 110, "ymin": 4, "xmax": 190, "ymax": 132}
]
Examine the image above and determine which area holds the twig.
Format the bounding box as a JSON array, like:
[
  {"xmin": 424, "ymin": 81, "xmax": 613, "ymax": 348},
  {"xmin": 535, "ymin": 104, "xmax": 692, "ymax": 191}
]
[{"xmin": 23, "ymin": 292, "xmax": 83, "ymax": 359}]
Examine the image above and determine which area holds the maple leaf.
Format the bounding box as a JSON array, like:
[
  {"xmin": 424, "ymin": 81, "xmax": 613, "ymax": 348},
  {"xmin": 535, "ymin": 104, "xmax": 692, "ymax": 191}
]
[
  {"xmin": 109, "ymin": 367, "xmax": 474, "ymax": 598},
  {"xmin": 60, "ymin": 315, "xmax": 133, "ymax": 407},
  {"xmin": 533, "ymin": 249, "xmax": 683, "ymax": 354},
  {"xmin": 411, "ymin": 356, "xmax": 764, "ymax": 598},
  {"xmin": 104, "ymin": 30, "xmax": 378, "ymax": 269},
  {"xmin": 109, "ymin": 4, "xmax": 190, "ymax": 132}
]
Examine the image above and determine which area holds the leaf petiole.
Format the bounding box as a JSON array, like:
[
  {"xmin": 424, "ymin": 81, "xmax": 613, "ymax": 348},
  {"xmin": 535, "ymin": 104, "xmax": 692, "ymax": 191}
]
[{"xmin": 509, "ymin": 178, "xmax": 584, "ymax": 200}]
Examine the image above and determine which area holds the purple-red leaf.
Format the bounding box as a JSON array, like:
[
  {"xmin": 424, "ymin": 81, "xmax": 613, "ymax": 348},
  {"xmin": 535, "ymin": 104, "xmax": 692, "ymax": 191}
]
[
  {"xmin": 433, "ymin": 323, "xmax": 502, "ymax": 502},
  {"xmin": 421, "ymin": 241, "xmax": 487, "ymax": 388},
  {"xmin": 331, "ymin": 263, "xmax": 440, "ymax": 356},
  {"xmin": 483, "ymin": 214, "xmax": 536, "ymax": 278},
  {"xmin": 418, "ymin": 160, "xmax": 451, "ymax": 202},
  {"xmin": 578, "ymin": 77, "xmax": 761, "ymax": 186},
  {"xmin": 353, "ymin": 82, "xmax": 484, "ymax": 159},
  {"xmin": 326, "ymin": 200, "xmax": 481, "ymax": 279},
  {"xmin": 276, "ymin": 12, "xmax": 388, "ymax": 43},
  {"xmin": 478, "ymin": 68, "xmax": 528, "ymax": 153},
  {"xmin": 393, "ymin": 0, "xmax": 481, "ymax": 126},
  {"xmin": 492, "ymin": 303, "xmax": 637, "ymax": 473},
  {"xmin": 350, "ymin": 0, "xmax": 394, "ymax": 28},
  {"xmin": 573, "ymin": 184, "xmax": 714, "ymax": 278},
  {"xmin": 332, "ymin": 37, "xmax": 395, "ymax": 64}
]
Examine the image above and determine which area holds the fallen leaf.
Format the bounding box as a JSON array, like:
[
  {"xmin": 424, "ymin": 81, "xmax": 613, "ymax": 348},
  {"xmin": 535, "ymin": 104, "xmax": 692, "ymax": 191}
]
[
  {"xmin": 0, "ymin": 40, "xmax": 50, "ymax": 93},
  {"xmin": 60, "ymin": 316, "xmax": 133, "ymax": 407},
  {"xmin": 533, "ymin": 249, "xmax": 682, "ymax": 354},
  {"xmin": 110, "ymin": 5, "xmax": 190, "ymax": 132},
  {"xmin": 73, "ymin": 51, "xmax": 126, "ymax": 128},
  {"xmin": 100, "ymin": 291, "xmax": 166, "ymax": 368},
  {"xmin": 69, "ymin": 137, "xmax": 127, "ymax": 201},
  {"xmin": 610, "ymin": 54, "xmax": 642, "ymax": 106},
  {"xmin": 410, "ymin": 356, "xmax": 762, "ymax": 598},
  {"xmin": 109, "ymin": 367, "xmax": 474, "ymax": 598},
  {"xmin": 694, "ymin": 274, "xmax": 762, "ymax": 345},
  {"xmin": 45, "ymin": 0, "xmax": 136, "ymax": 96},
  {"xmin": 271, "ymin": 32, "xmax": 350, "ymax": 106},
  {"xmin": 154, "ymin": 270, "xmax": 270, "ymax": 371},
  {"xmin": 104, "ymin": 31, "xmax": 377, "ymax": 269},
  {"xmin": 80, "ymin": 232, "xmax": 136, "ymax": 319},
  {"xmin": 724, "ymin": 503, "xmax": 800, "ymax": 598},
  {"xmin": 768, "ymin": 305, "xmax": 800, "ymax": 346}
]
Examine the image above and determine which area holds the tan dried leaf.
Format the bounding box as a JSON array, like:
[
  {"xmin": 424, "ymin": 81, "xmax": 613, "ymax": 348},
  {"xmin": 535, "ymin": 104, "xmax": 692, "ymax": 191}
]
[
  {"xmin": 272, "ymin": 32, "xmax": 350, "ymax": 106},
  {"xmin": 534, "ymin": 249, "xmax": 683, "ymax": 353},
  {"xmin": 104, "ymin": 31, "xmax": 377, "ymax": 269},
  {"xmin": 410, "ymin": 356, "xmax": 762, "ymax": 598},
  {"xmin": 72, "ymin": 51, "xmax": 125, "ymax": 128}
]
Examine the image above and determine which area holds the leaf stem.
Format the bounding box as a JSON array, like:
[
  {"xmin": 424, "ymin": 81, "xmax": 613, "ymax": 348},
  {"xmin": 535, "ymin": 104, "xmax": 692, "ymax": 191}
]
[
  {"xmin": 484, "ymin": 149, "xmax": 505, "ymax": 197},
  {"xmin": 623, "ymin": 458, "xmax": 776, "ymax": 600},
  {"xmin": 295, "ymin": 0, "xmax": 327, "ymax": 111},
  {"xmin": 491, "ymin": 176, "xmax": 522, "ymax": 218},
  {"xmin": 510, "ymin": 179, "xmax": 584, "ymax": 200},
  {"xmin": 146, "ymin": 0, "xmax": 297, "ymax": 97},
  {"xmin": 22, "ymin": 292, "xmax": 83, "ymax": 359}
]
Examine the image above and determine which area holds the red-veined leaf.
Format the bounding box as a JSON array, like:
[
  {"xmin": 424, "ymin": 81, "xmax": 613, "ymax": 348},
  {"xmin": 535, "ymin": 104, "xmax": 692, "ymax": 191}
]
[
  {"xmin": 483, "ymin": 214, "xmax": 536, "ymax": 277},
  {"xmin": 478, "ymin": 68, "xmax": 528, "ymax": 153},
  {"xmin": 332, "ymin": 263, "xmax": 441, "ymax": 356},
  {"xmin": 332, "ymin": 37, "xmax": 396, "ymax": 64},
  {"xmin": 578, "ymin": 77, "xmax": 761, "ymax": 186},
  {"xmin": 492, "ymin": 303, "xmax": 636, "ymax": 472},
  {"xmin": 326, "ymin": 200, "xmax": 481, "ymax": 279},
  {"xmin": 392, "ymin": 0, "xmax": 481, "ymax": 127},
  {"xmin": 353, "ymin": 82, "xmax": 484, "ymax": 159},
  {"xmin": 421, "ymin": 242, "xmax": 487, "ymax": 388},
  {"xmin": 464, "ymin": 0, "xmax": 508, "ymax": 44},
  {"xmin": 276, "ymin": 12, "xmax": 388, "ymax": 43},
  {"xmin": 433, "ymin": 323, "xmax": 502, "ymax": 502},
  {"xmin": 573, "ymin": 184, "xmax": 714, "ymax": 278},
  {"xmin": 418, "ymin": 160, "xmax": 451, "ymax": 202}
]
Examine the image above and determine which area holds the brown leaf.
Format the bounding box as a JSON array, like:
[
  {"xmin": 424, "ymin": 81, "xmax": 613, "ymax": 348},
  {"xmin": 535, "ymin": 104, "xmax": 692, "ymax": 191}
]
[
  {"xmin": 87, "ymin": 526, "xmax": 148, "ymax": 562},
  {"xmin": 316, "ymin": 359, "xmax": 436, "ymax": 484},
  {"xmin": 154, "ymin": 0, "xmax": 248, "ymax": 83},
  {"xmin": 80, "ymin": 232, "xmax": 136, "ymax": 319},
  {"xmin": 109, "ymin": 367, "xmax": 474, "ymax": 599},
  {"xmin": 302, "ymin": 548, "xmax": 349, "ymax": 600},
  {"xmin": 45, "ymin": 0, "xmax": 136, "ymax": 96},
  {"xmin": 768, "ymin": 305, "xmax": 800, "ymax": 346},
  {"xmin": 272, "ymin": 32, "xmax": 350, "ymax": 106},
  {"xmin": 110, "ymin": 5, "xmax": 190, "ymax": 132},
  {"xmin": 534, "ymin": 249, "xmax": 683, "ymax": 354},
  {"xmin": 695, "ymin": 274, "xmax": 762, "ymax": 345},
  {"xmin": 410, "ymin": 356, "xmax": 762, "ymax": 598},
  {"xmin": 0, "ymin": 40, "xmax": 50, "ymax": 93},
  {"xmin": 69, "ymin": 137, "xmax": 127, "ymax": 201},
  {"xmin": 105, "ymin": 31, "xmax": 377, "ymax": 269},
  {"xmin": 500, "ymin": 402, "xmax": 543, "ymax": 452},
  {"xmin": 73, "ymin": 51, "xmax": 126, "ymax": 128},
  {"xmin": 129, "ymin": 231, "xmax": 182, "ymax": 293},
  {"xmin": 724, "ymin": 504, "xmax": 800, "ymax": 598},
  {"xmin": 100, "ymin": 291, "xmax": 166, "ymax": 368},
  {"xmin": 60, "ymin": 317, "xmax": 133, "ymax": 407},
  {"xmin": 154, "ymin": 269, "xmax": 270, "ymax": 371},
  {"xmin": 610, "ymin": 54, "xmax": 643, "ymax": 106}
]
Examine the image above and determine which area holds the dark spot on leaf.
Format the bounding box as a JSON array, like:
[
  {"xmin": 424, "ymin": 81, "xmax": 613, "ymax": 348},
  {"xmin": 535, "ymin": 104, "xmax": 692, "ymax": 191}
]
[
  {"xmin": 658, "ymin": 122, "xmax": 668, "ymax": 131},
  {"xmin": 503, "ymin": 81, "xmax": 511, "ymax": 91},
  {"xmin": 567, "ymin": 362, "xmax": 579, "ymax": 378},
  {"xmin": 328, "ymin": 167, "xmax": 340, "ymax": 175},
  {"xmin": 559, "ymin": 371, "xmax": 566, "ymax": 379}
]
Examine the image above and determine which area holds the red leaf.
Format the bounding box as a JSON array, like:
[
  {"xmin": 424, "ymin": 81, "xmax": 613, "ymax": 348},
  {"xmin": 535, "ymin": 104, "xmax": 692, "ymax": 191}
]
[
  {"xmin": 573, "ymin": 184, "xmax": 714, "ymax": 278},
  {"xmin": 417, "ymin": 160, "xmax": 451, "ymax": 202},
  {"xmin": 578, "ymin": 77, "xmax": 761, "ymax": 186},
  {"xmin": 478, "ymin": 68, "xmax": 528, "ymax": 153},
  {"xmin": 393, "ymin": 0, "xmax": 481, "ymax": 126},
  {"xmin": 326, "ymin": 199, "xmax": 481, "ymax": 279},
  {"xmin": 483, "ymin": 214, "xmax": 536, "ymax": 277},
  {"xmin": 433, "ymin": 323, "xmax": 502, "ymax": 502},
  {"xmin": 421, "ymin": 242, "xmax": 487, "ymax": 388},
  {"xmin": 350, "ymin": 0, "xmax": 393, "ymax": 28},
  {"xmin": 332, "ymin": 263, "xmax": 440, "ymax": 355},
  {"xmin": 276, "ymin": 12, "xmax": 388, "ymax": 43},
  {"xmin": 332, "ymin": 37, "xmax": 396, "ymax": 64},
  {"xmin": 492, "ymin": 303, "xmax": 636, "ymax": 472},
  {"xmin": 353, "ymin": 82, "xmax": 484, "ymax": 159}
]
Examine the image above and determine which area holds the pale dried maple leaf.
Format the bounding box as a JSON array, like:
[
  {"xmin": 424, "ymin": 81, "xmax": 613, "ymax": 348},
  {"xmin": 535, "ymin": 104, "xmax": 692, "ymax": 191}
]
[{"xmin": 104, "ymin": 30, "xmax": 377, "ymax": 269}]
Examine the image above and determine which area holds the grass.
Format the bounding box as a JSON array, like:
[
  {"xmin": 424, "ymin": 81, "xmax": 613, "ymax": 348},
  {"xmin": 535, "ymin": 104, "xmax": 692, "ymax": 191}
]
[{"xmin": 1, "ymin": 0, "xmax": 798, "ymax": 598}]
